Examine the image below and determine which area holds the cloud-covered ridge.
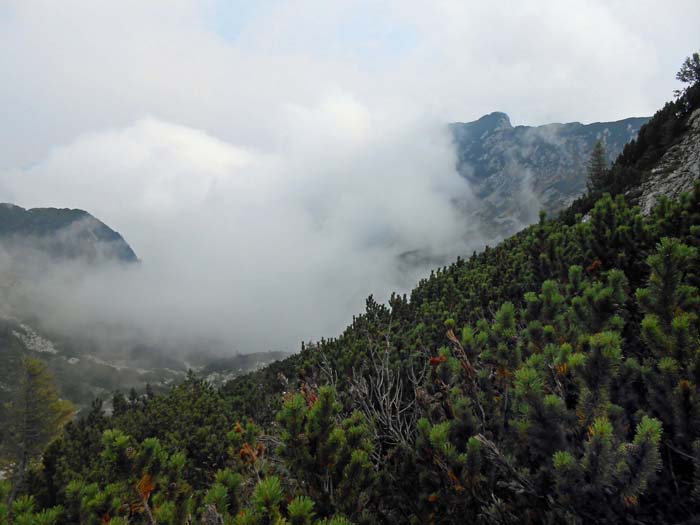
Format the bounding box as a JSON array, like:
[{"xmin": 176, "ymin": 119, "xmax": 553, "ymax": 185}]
[{"xmin": 2, "ymin": 104, "xmax": 481, "ymax": 353}]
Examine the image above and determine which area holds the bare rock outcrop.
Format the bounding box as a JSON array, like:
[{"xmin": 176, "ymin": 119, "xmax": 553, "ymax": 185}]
[{"xmin": 633, "ymin": 108, "xmax": 700, "ymax": 213}]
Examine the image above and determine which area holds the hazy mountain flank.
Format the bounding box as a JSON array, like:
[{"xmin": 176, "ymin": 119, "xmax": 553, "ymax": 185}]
[
  {"xmin": 0, "ymin": 203, "xmax": 138, "ymax": 263},
  {"xmin": 450, "ymin": 112, "xmax": 649, "ymax": 237}
]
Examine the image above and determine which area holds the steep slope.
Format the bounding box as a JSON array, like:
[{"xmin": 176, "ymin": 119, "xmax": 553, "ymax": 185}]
[
  {"xmin": 0, "ymin": 203, "xmax": 144, "ymax": 408},
  {"xmin": 634, "ymin": 107, "xmax": 700, "ymax": 213},
  {"xmin": 225, "ymin": 98, "xmax": 698, "ymax": 428},
  {"xmin": 34, "ymin": 144, "xmax": 700, "ymax": 523},
  {"xmin": 450, "ymin": 112, "xmax": 648, "ymax": 237},
  {"xmin": 215, "ymin": 79, "xmax": 700, "ymax": 522},
  {"xmin": 14, "ymin": 62, "xmax": 700, "ymax": 524}
]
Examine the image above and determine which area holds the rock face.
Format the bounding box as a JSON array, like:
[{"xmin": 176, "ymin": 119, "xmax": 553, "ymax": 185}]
[
  {"xmin": 0, "ymin": 203, "xmax": 137, "ymax": 263},
  {"xmin": 450, "ymin": 112, "xmax": 649, "ymax": 237},
  {"xmin": 632, "ymin": 108, "xmax": 700, "ymax": 214}
]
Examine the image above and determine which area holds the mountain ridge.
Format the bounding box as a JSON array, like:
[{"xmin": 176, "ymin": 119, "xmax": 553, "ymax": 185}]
[{"xmin": 0, "ymin": 203, "xmax": 138, "ymax": 263}]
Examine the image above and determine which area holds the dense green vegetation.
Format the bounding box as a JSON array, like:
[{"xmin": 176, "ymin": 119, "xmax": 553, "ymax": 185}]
[
  {"xmin": 2, "ymin": 54, "xmax": 700, "ymax": 524},
  {"xmin": 1, "ymin": 358, "xmax": 74, "ymax": 514}
]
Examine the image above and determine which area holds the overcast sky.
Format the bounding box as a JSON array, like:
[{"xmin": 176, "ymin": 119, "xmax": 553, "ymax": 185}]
[
  {"xmin": 0, "ymin": 0, "xmax": 698, "ymax": 353},
  {"xmin": 1, "ymin": 0, "xmax": 698, "ymax": 169}
]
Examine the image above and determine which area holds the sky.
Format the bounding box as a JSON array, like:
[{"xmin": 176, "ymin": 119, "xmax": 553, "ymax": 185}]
[{"xmin": 0, "ymin": 0, "xmax": 698, "ymax": 353}]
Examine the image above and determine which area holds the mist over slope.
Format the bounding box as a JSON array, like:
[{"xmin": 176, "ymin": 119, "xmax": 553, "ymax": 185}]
[
  {"xmin": 0, "ymin": 206, "xmax": 284, "ymax": 409},
  {"xmin": 0, "ymin": 109, "xmax": 650, "ymax": 358},
  {"xmin": 1, "ymin": 113, "xmax": 486, "ymax": 354}
]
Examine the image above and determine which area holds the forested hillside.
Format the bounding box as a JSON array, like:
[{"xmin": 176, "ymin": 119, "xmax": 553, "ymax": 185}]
[{"xmin": 1, "ymin": 53, "xmax": 700, "ymax": 524}]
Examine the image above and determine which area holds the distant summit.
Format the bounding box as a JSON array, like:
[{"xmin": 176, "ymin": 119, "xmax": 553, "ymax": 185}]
[
  {"xmin": 0, "ymin": 203, "xmax": 137, "ymax": 263},
  {"xmin": 449, "ymin": 113, "xmax": 649, "ymax": 238},
  {"xmin": 456, "ymin": 111, "xmax": 513, "ymax": 136}
]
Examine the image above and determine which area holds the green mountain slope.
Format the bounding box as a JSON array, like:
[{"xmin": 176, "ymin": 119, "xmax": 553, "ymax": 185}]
[{"xmin": 4, "ymin": 57, "xmax": 700, "ymax": 525}]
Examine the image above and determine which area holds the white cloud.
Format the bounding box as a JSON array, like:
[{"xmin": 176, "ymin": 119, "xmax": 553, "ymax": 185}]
[
  {"xmin": 3, "ymin": 99, "xmax": 477, "ymax": 352},
  {"xmin": 1, "ymin": 0, "xmax": 698, "ymax": 167}
]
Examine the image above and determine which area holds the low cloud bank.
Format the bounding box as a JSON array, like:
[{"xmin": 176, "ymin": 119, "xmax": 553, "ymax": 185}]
[{"xmin": 2, "ymin": 98, "xmax": 488, "ymax": 354}]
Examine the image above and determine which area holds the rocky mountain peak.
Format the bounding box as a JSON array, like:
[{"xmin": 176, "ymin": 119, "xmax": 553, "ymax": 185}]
[{"xmin": 474, "ymin": 111, "xmax": 513, "ymax": 132}]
